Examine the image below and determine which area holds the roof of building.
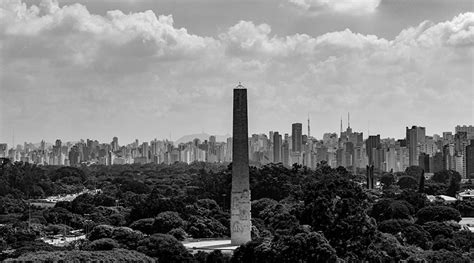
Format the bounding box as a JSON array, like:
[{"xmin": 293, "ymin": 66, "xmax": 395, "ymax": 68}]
[
  {"xmin": 182, "ymin": 239, "xmax": 238, "ymax": 252},
  {"xmin": 458, "ymin": 189, "xmax": 474, "ymax": 197},
  {"xmin": 437, "ymin": 195, "xmax": 458, "ymax": 201}
]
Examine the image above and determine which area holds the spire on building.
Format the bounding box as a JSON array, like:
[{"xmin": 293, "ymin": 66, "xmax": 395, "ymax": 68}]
[
  {"xmin": 348, "ymin": 112, "xmax": 350, "ymax": 129},
  {"xmin": 340, "ymin": 117, "xmax": 343, "ymax": 136},
  {"xmin": 308, "ymin": 113, "xmax": 311, "ymax": 138}
]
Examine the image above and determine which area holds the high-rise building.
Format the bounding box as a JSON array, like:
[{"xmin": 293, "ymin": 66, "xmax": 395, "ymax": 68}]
[
  {"xmin": 230, "ymin": 84, "xmax": 251, "ymax": 245},
  {"xmin": 366, "ymin": 135, "xmax": 381, "ymax": 165},
  {"xmin": 432, "ymin": 152, "xmax": 444, "ymax": 173},
  {"xmin": 112, "ymin": 137, "xmax": 119, "ymax": 151},
  {"xmin": 419, "ymin": 152, "xmax": 430, "ymax": 173},
  {"xmin": 443, "ymin": 132, "xmax": 453, "ymax": 141},
  {"xmin": 0, "ymin": 144, "xmax": 7, "ymax": 157},
  {"xmin": 282, "ymin": 141, "xmax": 290, "ymax": 167},
  {"xmin": 273, "ymin": 132, "xmax": 282, "ymax": 163},
  {"xmin": 456, "ymin": 125, "xmax": 474, "ymax": 139},
  {"xmin": 466, "ymin": 140, "xmax": 474, "ymax": 179},
  {"xmin": 69, "ymin": 146, "xmax": 80, "ymax": 166},
  {"xmin": 385, "ymin": 147, "xmax": 397, "ymax": 172},
  {"xmin": 291, "ymin": 123, "xmax": 302, "ymax": 153},
  {"xmin": 141, "ymin": 142, "xmax": 149, "ymax": 162},
  {"xmin": 443, "ymin": 144, "xmax": 455, "ymax": 170},
  {"xmin": 374, "ymin": 147, "xmax": 385, "ymax": 171},
  {"xmin": 455, "ymin": 132, "xmax": 468, "ymax": 153},
  {"xmin": 455, "ymin": 155, "xmax": 465, "ymax": 178},
  {"xmin": 406, "ymin": 126, "xmax": 426, "ymax": 166}
]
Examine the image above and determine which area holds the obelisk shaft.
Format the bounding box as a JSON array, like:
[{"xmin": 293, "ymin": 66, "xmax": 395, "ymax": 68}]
[{"xmin": 230, "ymin": 87, "xmax": 251, "ymax": 245}]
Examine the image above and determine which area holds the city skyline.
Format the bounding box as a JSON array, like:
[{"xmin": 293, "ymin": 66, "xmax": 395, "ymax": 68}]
[
  {"xmin": 1, "ymin": 120, "xmax": 473, "ymax": 147},
  {"xmin": 1, "ymin": 0, "xmax": 473, "ymax": 145},
  {"xmin": 3, "ymin": 123, "xmax": 473, "ymax": 179}
]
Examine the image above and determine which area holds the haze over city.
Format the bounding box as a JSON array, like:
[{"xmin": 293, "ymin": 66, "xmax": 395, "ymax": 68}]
[{"xmin": 1, "ymin": 0, "xmax": 473, "ymax": 144}]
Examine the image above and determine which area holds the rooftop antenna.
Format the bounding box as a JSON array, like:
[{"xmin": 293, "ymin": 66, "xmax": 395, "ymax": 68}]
[
  {"xmin": 348, "ymin": 112, "xmax": 350, "ymax": 128},
  {"xmin": 340, "ymin": 117, "xmax": 343, "ymax": 135},
  {"xmin": 307, "ymin": 113, "xmax": 311, "ymax": 138}
]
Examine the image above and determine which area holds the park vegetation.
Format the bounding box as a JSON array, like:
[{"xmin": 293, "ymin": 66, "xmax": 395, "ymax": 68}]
[{"xmin": 0, "ymin": 159, "xmax": 473, "ymax": 262}]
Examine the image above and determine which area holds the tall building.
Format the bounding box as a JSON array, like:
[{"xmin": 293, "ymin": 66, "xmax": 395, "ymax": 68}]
[
  {"xmin": 69, "ymin": 146, "xmax": 80, "ymax": 166},
  {"xmin": 419, "ymin": 152, "xmax": 430, "ymax": 173},
  {"xmin": 432, "ymin": 152, "xmax": 444, "ymax": 173},
  {"xmin": 455, "ymin": 155, "xmax": 465, "ymax": 178},
  {"xmin": 0, "ymin": 143, "xmax": 7, "ymax": 157},
  {"xmin": 230, "ymin": 84, "xmax": 251, "ymax": 245},
  {"xmin": 111, "ymin": 137, "xmax": 119, "ymax": 151},
  {"xmin": 291, "ymin": 123, "xmax": 302, "ymax": 153},
  {"xmin": 374, "ymin": 147, "xmax": 385, "ymax": 171},
  {"xmin": 385, "ymin": 147, "xmax": 397, "ymax": 172},
  {"xmin": 141, "ymin": 142, "xmax": 149, "ymax": 162},
  {"xmin": 273, "ymin": 132, "xmax": 282, "ymax": 163},
  {"xmin": 443, "ymin": 144, "xmax": 455, "ymax": 170},
  {"xmin": 366, "ymin": 135, "xmax": 380, "ymax": 165},
  {"xmin": 456, "ymin": 125, "xmax": 474, "ymax": 139},
  {"xmin": 406, "ymin": 126, "xmax": 426, "ymax": 166},
  {"xmin": 455, "ymin": 131, "xmax": 468, "ymax": 154},
  {"xmin": 466, "ymin": 140, "xmax": 474, "ymax": 179},
  {"xmin": 282, "ymin": 141, "xmax": 290, "ymax": 167}
]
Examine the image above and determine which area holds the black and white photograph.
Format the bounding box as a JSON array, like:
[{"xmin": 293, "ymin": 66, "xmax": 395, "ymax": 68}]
[{"xmin": 0, "ymin": 0, "xmax": 473, "ymax": 262}]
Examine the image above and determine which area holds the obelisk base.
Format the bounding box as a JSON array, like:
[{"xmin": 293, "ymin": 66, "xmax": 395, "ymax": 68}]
[{"xmin": 230, "ymin": 190, "xmax": 251, "ymax": 245}]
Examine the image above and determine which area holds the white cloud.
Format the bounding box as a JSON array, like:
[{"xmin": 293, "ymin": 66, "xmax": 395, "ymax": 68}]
[
  {"xmin": 0, "ymin": 0, "xmax": 472, "ymax": 142},
  {"xmin": 288, "ymin": 0, "xmax": 381, "ymax": 15}
]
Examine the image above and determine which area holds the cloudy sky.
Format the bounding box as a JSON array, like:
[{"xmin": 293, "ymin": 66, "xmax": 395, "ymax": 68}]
[{"xmin": 0, "ymin": 0, "xmax": 473, "ymax": 145}]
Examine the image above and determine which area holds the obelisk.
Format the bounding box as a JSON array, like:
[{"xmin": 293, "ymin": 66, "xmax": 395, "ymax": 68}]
[{"xmin": 230, "ymin": 83, "xmax": 251, "ymax": 245}]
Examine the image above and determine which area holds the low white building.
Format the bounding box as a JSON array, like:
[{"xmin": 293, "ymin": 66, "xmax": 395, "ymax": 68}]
[
  {"xmin": 459, "ymin": 217, "xmax": 474, "ymax": 232},
  {"xmin": 426, "ymin": 195, "xmax": 457, "ymax": 204},
  {"xmin": 456, "ymin": 189, "xmax": 474, "ymax": 201}
]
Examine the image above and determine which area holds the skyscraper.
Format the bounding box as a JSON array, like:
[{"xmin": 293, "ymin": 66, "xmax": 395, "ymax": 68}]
[
  {"xmin": 455, "ymin": 125, "xmax": 474, "ymax": 139},
  {"xmin": 406, "ymin": 126, "xmax": 426, "ymax": 166},
  {"xmin": 282, "ymin": 141, "xmax": 290, "ymax": 166},
  {"xmin": 292, "ymin": 123, "xmax": 302, "ymax": 153},
  {"xmin": 419, "ymin": 152, "xmax": 430, "ymax": 172},
  {"xmin": 366, "ymin": 135, "xmax": 380, "ymax": 165},
  {"xmin": 432, "ymin": 152, "xmax": 444, "ymax": 173},
  {"xmin": 0, "ymin": 144, "xmax": 7, "ymax": 157},
  {"xmin": 112, "ymin": 136, "xmax": 119, "ymax": 151},
  {"xmin": 231, "ymin": 83, "xmax": 251, "ymax": 245},
  {"xmin": 466, "ymin": 140, "xmax": 474, "ymax": 179},
  {"xmin": 273, "ymin": 132, "xmax": 282, "ymax": 163}
]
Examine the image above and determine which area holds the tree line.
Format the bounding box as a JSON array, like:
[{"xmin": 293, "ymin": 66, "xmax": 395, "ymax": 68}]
[{"xmin": 0, "ymin": 160, "xmax": 473, "ymax": 262}]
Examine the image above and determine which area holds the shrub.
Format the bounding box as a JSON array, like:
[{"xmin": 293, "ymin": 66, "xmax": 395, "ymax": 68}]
[
  {"xmin": 167, "ymin": 228, "xmax": 188, "ymax": 241},
  {"xmin": 153, "ymin": 212, "xmax": 185, "ymax": 234},
  {"xmin": 130, "ymin": 218, "xmax": 155, "ymax": 235},
  {"xmin": 378, "ymin": 219, "xmax": 414, "ymax": 234},
  {"xmin": 416, "ymin": 206, "xmax": 462, "ymax": 224},
  {"xmin": 88, "ymin": 225, "xmax": 114, "ymax": 241},
  {"xmin": 137, "ymin": 234, "xmax": 192, "ymax": 263},
  {"xmin": 86, "ymin": 238, "xmax": 119, "ymax": 251},
  {"xmin": 422, "ymin": 221, "xmax": 455, "ymax": 239}
]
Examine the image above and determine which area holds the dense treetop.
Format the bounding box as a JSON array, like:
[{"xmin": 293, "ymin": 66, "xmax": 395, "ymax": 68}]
[{"xmin": 0, "ymin": 161, "xmax": 473, "ymax": 262}]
